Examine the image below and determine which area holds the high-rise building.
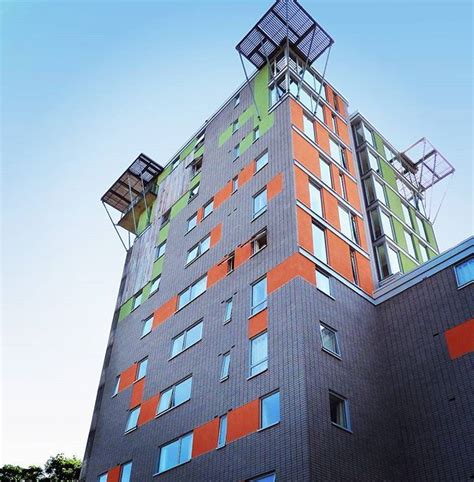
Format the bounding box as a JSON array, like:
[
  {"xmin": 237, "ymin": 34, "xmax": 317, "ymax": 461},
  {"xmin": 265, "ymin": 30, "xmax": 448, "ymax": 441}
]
[{"xmin": 81, "ymin": 1, "xmax": 474, "ymax": 481}]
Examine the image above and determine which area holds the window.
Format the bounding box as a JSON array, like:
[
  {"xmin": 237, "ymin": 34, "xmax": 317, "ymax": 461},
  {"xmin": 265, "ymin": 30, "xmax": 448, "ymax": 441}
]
[
  {"xmin": 157, "ymin": 377, "xmax": 193, "ymax": 415},
  {"xmin": 161, "ymin": 208, "xmax": 171, "ymax": 226},
  {"xmin": 188, "ymin": 183, "xmax": 200, "ymax": 203},
  {"xmin": 195, "ymin": 131, "xmax": 205, "ymax": 151},
  {"xmin": 250, "ymin": 332, "xmax": 268, "ymax": 377},
  {"xmin": 171, "ymin": 321, "xmax": 203, "ymax": 358},
  {"xmin": 419, "ymin": 243, "xmax": 429, "ymax": 263},
  {"xmin": 316, "ymin": 270, "xmax": 331, "ymax": 296},
  {"xmin": 234, "ymin": 93, "xmax": 240, "ymax": 107},
  {"xmin": 203, "ymin": 199, "xmax": 213, "ymax": 219},
  {"xmin": 112, "ymin": 376, "xmax": 120, "ymax": 397},
  {"xmin": 329, "ymin": 138, "xmax": 346, "ymax": 168},
  {"xmin": 256, "ymin": 151, "xmax": 268, "ymax": 172},
  {"xmin": 303, "ymin": 114, "xmax": 315, "ymax": 142},
  {"xmin": 248, "ymin": 473, "xmax": 276, "ymax": 482},
  {"xmin": 320, "ymin": 159, "xmax": 332, "ymax": 187},
  {"xmin": 232, "ymin": 144, "xmax": 240, "ymax": 161},
  {"xmin": 253, "ymin": 126, "xmax": 260, "ymax": 141},
  {"xmin": 191, "ymin": 157, "xmax": 202, "ymax": 176},
  {"xmin": 220, "ymin": 352, "xmax": 230, "ymax": 380},
  {"xmin": 251, "ymin": 277, "xmax": 267, "ymax": 315},
  {"xmin": 338, "ymin": 172, "xmax": 346, "ymax": 199},
  {"xmin": 338, "ymin": 206, "xmax": 358, "ymax": 243},
  {"xmin": 455, "ymin": 258, "xmax": 474, "ymax": 288},
  {"xmin": 150, "ymin": 276, "xmax": 161, "ymax": 295},
  {"xmin": 253, "ymin": 189, "xmax": 267, "ymax": 219},
  {"xmin": 141, "ymin": 316, "xmax": 153, "ymax": 338},
  {"xmin": 374, "ymin": 178, "xmax": 386, "ymax": 204},
  {"xmin": 312, "ymin": 224, "xmax": 327, "ymax": 263},
  {"xmin": 261, "ymin": 391, "xmax": 280, "ymax": 429},
  {"xmin": 232, "ymin": 119, "xmax": 239, "ymax": 133},
  {"xmin": 329, "ymin": 392, "xmax": 351, "ymax": 430},
  {"xmin": 217, "ymin": 415, "xmax": 227, "ymax": 448},
  {"xmin": 98, "ymin": 473, "xmax": 108, "ymax": 482},
  {"xmin": 359, "ymin": 149, "xmax": 379, "ymax": 173},
  {"xmin": 132, "ymin": 291, "xmax": 142, "ymax": 310},
  {"xmin": 178, "ymin": 275, "xmax": 207, "ymax": 309},
  {"xmin": 309, "ymin": 183, "xmax": 322, "ymax": 216},
  {"xmin": 320, "ymin": 323, "xmax": 340, "ymax": 356},
  {"xmin": 362, "ymin": 123, "xmax": 374, "ymax": 147},
  {"xmin": 350, "ymin": 249, "xmax": 359, "ymax": 285},
  {"xmin": 187, "ymin": 213, "xmax": 198, "ymax": 232},
  {"xmin": 332, "ymin": 113, "xmax": 339, "ymax": 134},
  {"xmin": 232, "ymin": 176, "xmax": 238, "ymax": 193},
  {"xmin": 401, "ymin": 203, "xmax": 414, "ymax": 229},
  {"xmin": 377, "ymin": 244, "xmax": 401, "ymax": 279},
  {"xmin": 404, "ymin": 230, "xmax": 416, "ymax": 258},
  {"xmin": 416, "ymin": 215, "xmax": 428, "ymax": 241},
  {"xmin": 252, "ymin": 230, "xmax": 267, "ymax": 255},
  {"xmin": 157, "ymin": 433, "xmax": 193, "ymax": 474},
  {"xmin": 226, "ymin": 252, "xmax": 235, "ymax": 274},
  {"xmin": 186, "ymin": 234, "xmax": 211, "ymax": 264},
  {"xmin": 125, "ymin": 407, "xmax": 140, "ymax": 433},
  {"xmin": 171, "ymin": 157, "xmax": 180, "ymax": 171},
  {"xmin": 136, "ymin": 358, "xmax": 148, "ymax": 380},
  {"xmin": 224, "ymin": 298, "xmax": 233, "ymax": 323},
  {"xmin": 156, "ymin": 241, "xmax": 167, "ymax": 259},
  {"xmin": 371, "ymin": 209, "xmax": 393, "ymax": 240},
  {"xmin": 333, "ymin": 94, "xmax": 340, "ymax": 113},
  {"xmin": 383, "ymin": 143, "xmax": 395, "ymax": 162},
  {"xmin": 119, "ymin": 462, "xmax": 132, "ymax": 482}
]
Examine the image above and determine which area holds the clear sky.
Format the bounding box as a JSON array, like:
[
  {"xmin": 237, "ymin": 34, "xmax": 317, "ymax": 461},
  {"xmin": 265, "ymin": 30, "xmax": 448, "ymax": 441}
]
[{"xmin": 1, "ymin": 0, "xmax": 472, "ymax": 468}]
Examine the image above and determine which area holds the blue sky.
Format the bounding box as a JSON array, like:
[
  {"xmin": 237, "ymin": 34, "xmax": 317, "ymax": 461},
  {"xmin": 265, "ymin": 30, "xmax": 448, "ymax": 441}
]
[{"xmin": 1, "ymin": 0, "xmax": 472, "ymax": 467}]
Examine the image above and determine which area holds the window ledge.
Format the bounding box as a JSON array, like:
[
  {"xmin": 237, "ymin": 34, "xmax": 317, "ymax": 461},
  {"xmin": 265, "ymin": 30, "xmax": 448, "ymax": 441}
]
[
  {"xmin": 321, "ymin": 347, "xmax": 341, "ymax": 360},
  {"xmin": 247, "ymin": 368, "xmax": 268, "ymax": 381},
  {"xmin": 168, "ymin": 340, "xmax": 201, "ymax": 361},
  {"xmin": 317, "ymin": 288, "xmax": 335, "ymax": 300},
  {"xmin": 153, "ymin": 460, "xmax": 192, "ymax": 477},
  {"xmin": 457, "ymin": 280, "xmax": 473, "ymax": 290},
  {"xmin": 252, "ymin": 209, "xmax": 267, "ymax": 222},
  {"xmin": 155, "ymin": 399, "xmax": 191, "ymax": 420},
  {"xmin": 257, "ymin": 421, "xmax": 280, "ymax": 433},
  {"xmin": 124, "ymin": 427, "xmax": 138, "ymax": 435},
  {"xmin": 220, "ymin": 376, "xmax": 229, "ymax": 383},
  {"xmin": 331, "ymin": 422, "xmax": 352, "ymax": 434},
  {"xmin": 249, "ymin": 305, "xmax": 267, "ymax": 319}
]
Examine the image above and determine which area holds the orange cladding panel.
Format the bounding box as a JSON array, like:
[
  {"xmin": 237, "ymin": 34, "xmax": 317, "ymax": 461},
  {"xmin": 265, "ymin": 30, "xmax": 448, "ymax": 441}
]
[
  {"xmin": 356, "ymin": 217, "xmax": 369, "ymax": 252},
  {"xmin": 321, "ymin": 189, "xmax": 340, "ymax": 230},
  {"xmin": 207, "ymin": 262, "xmax": 228, "ymax": 288},
  {"xmin": 292, "ymin": 130, "xmax": 320, "ymax": 177},
  {"xmin": 268, "ymin": 253, "xmax": 316, "ymax": 294},
  {"xmin": 267, "ymin": 173, "xmax": 283, "ymax": 200},
  {"xmin": 238, "ymin": 161, "xmax": 255, "ymax": 188},
  {"xmin": 210, "ymin": 223, "xmax": 223, "ymax": 248},
  {"xmin": 345, "ymin": 149, "xmax": 356, "ymax": 177},
  {"xmin": 118, "ymin": 363, "xmax": 137, "ymax": 392},
  {"xmin": 297, "ymin": 207, "xmax": 313, "ymax": 253},
  {"xmin": 214, "ymin": 182, "xmax": 232, "ymax": 210},
  {"xmin": 197, "ymin": 207, "xmax": 204, "ymax": 223},
  {"xmin": 138, "ymin": 393, "xmax": 160, "ymax": 426},
  {"xmin": 331, "ymin": 165, "xmax": 342, "ymax": 197},
  {"xmin": 153, "ymin": 296, "xmax": 177, "ymax": 329},
  {"xmin": 355, "ymin": 252, "xmax": 373, "ymax": 295},
  {"xmin": 315, "ymin": 123, "xmax": 330, "ymax": 155},
  {"xmin": 226, "ymin": 399, "xmax": 260, "ymax": 443},
  {"xmin": 129, "ymin": 378, "xmax": 145, "ymax": 409},
  {"xmin": 327, "ymin": 232, "xmax": 353, "ymax": 281},
  {"xmin": 235, "ymin": 242, "xmax": 252, "ymax": 269},
  {"xmin": 345, "ymin": 177, "xmax": 362, "ymax": 212},
  {"xmin": 336, "ymin": 117, "xmax": 350, "ymax": 146},
  {"xmin": 248, "ymin": 309, "xmax": 268, "ymax": 338},
  {"xmin": 445, "ymin": 319, "xmax": 474, "ymax": 360},
  {"xmin": 290, "ymin": 99, "xmax": 304, "ymax": 130},
  {"xmin": 107, "ymin": 466, "xmax": 121, "ymax": 482},
  {"xmin": 294, "ymin": 166, "xmax": 310, "ymax": 206},
  {"xmin": 192, "ymin": 418, "xmax": 220, "ymax": 458}
]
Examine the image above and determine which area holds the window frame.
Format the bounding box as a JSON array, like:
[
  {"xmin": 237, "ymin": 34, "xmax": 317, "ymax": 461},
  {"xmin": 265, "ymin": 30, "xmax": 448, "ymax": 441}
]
[
  {"xmin": 454, "ymin": 257, "xmax": 474, "ymax": 288},
  {"xmin": 156, "ymin": 376, "xmax": 193, "ymax": 416},
  {"xmin": 320, "ymin": 322, "xmax": 341, "ymax": 358},
  {"xmin": 124, "ymin": 406, "xmax": 141, "ymax": 433},
  {"xmin": 251, "ymin": 276, "xmax": 267, "ymax": 316},
  {"xmin": 312, "ymin": 223, "xmax": 328, "ymax": 264},
  {"xmin": 188, "ymin": 183, "xmax": 200, "ymax": 203},
  {"xmin": 224, "ymin": 298, "xmax": 233, "ymax": 324},
  {"xmin": 251, "ymin": 229, "xmax": 268, "ymax": 255},
  {"xmin": 217, "ymin": 414, "xmax": 227, "ymax": 448},
  {"xmin": 119, "ymin": 461, "xmax": 132, "ymax": 482},
  {"xmin": 187, "ymin": 213, "xmax": 198, "ymax": 232},
  {"xmin": 156, "ymin": 432, "xmax": 193, "ymax": 475},
  {"xmin": 255, "ymin": 151, "xmax": 268, "ymax": 172},
  {"xmin": 329, "ymin": 391, "xmax": 351, "ymax": 431},
  {"xmin": 249, "ymin": 331, "xmax": 269, "ymax": 377},
  {"xmin": 150, "ymin": 276, "xmax": 161, "ymax": 295},
  {"xmin": 156, "ymin": 241, "xmax": 167, "ymax": 260},
  {"xmin": 202, "ymin": 198, "xmax": 214, "ymax": 219},
  {"xmin": 252, "ymin": 188, "xmax": 268, "ymax": 219},
  {"xmin": 186, "ymin": 234, "xmax": 211, "ymax": 265},
  {"xmin": 141, "ymin": 316, "xmax": 153, "ymax": 339},
  {"xmin": 315, "ymin": 269, "xmax": 332, "ymax": 297},
  {"xmin": 170, "ymin": 320, "xmax": 203, "ymax": 358},
  {"xmin": 220, "ymin": 352, "xmax": 231, "ymax": 381},
  {"xmin": 177, "ymin": 275, "xmax": 207, "ymax": 310},
  {"xmin": 260, "ymin": 391, "xmax": 280, "ymax": 429},
  {"xmin": 136, "ymin": 357, "xmax": 148, "ymax": 381}
]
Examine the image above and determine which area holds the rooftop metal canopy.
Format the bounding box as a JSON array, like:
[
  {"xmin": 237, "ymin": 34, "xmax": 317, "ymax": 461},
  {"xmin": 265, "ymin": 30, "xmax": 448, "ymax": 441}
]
[
  {"xmin": 399, "ymin": 138, "xmax": 455, "ymax": 192},
  {"xmin": 236, "ymin": 0, "xmax": 334, "ymax": 69},
  {"xmin": 101, "ymin": 153, "xmax": 163, "ymax": 213}
]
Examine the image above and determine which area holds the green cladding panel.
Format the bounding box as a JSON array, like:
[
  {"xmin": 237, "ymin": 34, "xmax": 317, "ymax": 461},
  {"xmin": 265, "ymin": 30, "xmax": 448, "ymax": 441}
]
[
  {"xmin": 400, "ymin": 252, "xmax": 418, "ymax": 273},
  {"xmin": 386, "ymin": 189, "xmax": 404, "ymax": 220},
  {"xmin": 379, "ymin": 159, "xmax": 398, "ymax": 191}
]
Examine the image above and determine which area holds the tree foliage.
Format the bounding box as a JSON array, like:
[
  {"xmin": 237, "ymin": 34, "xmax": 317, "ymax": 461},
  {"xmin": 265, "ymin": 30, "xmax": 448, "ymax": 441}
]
[{"xmin": 0, "ymin": 454, "xmax": 81, "ymax": 482}]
